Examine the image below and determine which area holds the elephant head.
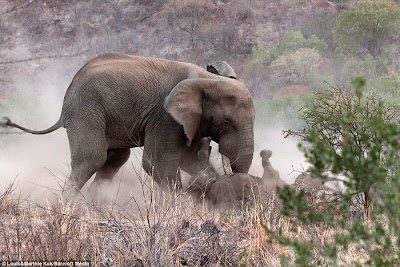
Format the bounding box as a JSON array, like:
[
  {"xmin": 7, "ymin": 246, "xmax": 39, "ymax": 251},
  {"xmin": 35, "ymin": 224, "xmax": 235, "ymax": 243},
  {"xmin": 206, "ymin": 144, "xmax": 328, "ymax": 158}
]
[
  {"xmin": 206, "ymin": 61, "xmax": 237, "ymax": 79},
  {"xmin": 164, "ymin": 78, "xmax": 255, "ymax": 174}
]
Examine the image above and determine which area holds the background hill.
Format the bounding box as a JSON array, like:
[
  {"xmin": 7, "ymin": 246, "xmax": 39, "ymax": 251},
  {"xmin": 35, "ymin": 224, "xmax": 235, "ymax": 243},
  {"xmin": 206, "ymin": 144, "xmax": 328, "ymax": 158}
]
[{"xmin": 1, "ymin": 0, "xmax": 399, "ymax": 99}]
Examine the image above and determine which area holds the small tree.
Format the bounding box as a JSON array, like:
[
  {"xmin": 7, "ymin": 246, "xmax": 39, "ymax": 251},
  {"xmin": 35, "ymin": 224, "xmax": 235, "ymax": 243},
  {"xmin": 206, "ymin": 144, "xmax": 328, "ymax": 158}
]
[
  {"xmin": 301, "ymin": 11, "xmax": 337, "ymax": 53},
  {"xmin": 286, "ymin": 78, "xmax": 399, "ymax": 209},
  {"xmin": 164, "ymin": 0, "xmax": 216, "ymax": 51},
  {"xmin": 269, "ymin": 30, "xmax": 327, "ymax": 61},
  {"xmin": 335, "ymin": 0, "xmax": 400, "ymax": 57},
  {"xmin": 370, "ymin": 71, "xmax": 400, "ymax": 104},
  {"xmin": 269, "ymin": 48, "xmax": 321, "ymax": 89},
  {"xmin": 277, "ymin": 78, "xmax": 400, "ymax": 264}
]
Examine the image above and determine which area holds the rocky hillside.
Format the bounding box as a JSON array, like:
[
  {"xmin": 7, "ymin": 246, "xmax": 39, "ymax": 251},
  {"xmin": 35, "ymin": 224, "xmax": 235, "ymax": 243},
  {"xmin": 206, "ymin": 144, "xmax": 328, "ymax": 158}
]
[
  {"xmin": 0, "ymin": 1, "xmax": 336, "ymax": 82},
  {"xmin": 1, "ymin": 0, "xmax": 399, "ymax": 101}
]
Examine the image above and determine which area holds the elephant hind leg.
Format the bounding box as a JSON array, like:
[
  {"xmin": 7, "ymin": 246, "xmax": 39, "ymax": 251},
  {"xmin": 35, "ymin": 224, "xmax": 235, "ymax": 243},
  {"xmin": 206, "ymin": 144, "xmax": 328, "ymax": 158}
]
[
  {"xmin": 88, "ymin": 148, "xmax": 131, "ymax": 196},
  {"xmin": 64, "ymin": 125, "xmax": 108, "ymax": 198}
]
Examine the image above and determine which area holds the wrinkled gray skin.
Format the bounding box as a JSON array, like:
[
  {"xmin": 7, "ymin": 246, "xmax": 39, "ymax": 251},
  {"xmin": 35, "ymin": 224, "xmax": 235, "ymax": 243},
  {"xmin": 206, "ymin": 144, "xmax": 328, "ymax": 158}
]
[
  {"xmin": 206, "ymin": 61, "xmax": 237, "ymax": 79},
  {"xmin": 188, "ymin": 137, "xmax": 286, "ymax": 208},
  {"xmin": 2, "ymin": 54, "xmax": 255, "ymax": 195}
]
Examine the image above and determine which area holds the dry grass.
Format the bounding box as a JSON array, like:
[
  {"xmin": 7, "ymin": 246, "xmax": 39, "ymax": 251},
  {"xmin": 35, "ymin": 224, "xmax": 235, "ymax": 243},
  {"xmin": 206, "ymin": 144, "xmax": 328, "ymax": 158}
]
[{"xmin": 0, "ymin": 174, "xmax": 378, "ymax": 266}]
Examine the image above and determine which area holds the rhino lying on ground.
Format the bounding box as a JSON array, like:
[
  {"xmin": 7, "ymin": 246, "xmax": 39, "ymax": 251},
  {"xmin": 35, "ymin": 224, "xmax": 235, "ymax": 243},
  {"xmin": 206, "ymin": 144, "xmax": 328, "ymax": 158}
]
[
  {"xmin": 293, "ymin": 172, "xmax": 337, "ymax": 193},
  {"xmin": 187, "ymin": 137, "xmax": 288, "ymax": 208}
]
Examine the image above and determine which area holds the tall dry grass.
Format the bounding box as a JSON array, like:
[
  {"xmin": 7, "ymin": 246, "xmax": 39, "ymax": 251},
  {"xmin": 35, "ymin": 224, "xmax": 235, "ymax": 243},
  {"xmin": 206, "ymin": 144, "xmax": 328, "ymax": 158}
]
[{"xmin": 0, "ymin": 170, "xmax": 373, "ymax": 266}]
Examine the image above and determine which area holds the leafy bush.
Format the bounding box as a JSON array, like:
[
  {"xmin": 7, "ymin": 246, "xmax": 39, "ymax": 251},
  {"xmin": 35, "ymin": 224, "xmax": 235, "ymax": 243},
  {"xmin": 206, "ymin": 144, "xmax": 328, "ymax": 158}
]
[
  {"xmin": 270, "ymin": 31, "xmax": 327, "ymax": 60},
  {"xmin": 301, "ymin": 11, "xmax": 337, "ymax": 53},
  {"xmin": 269, "ymin": 30, "xmax": 327, "ymax": 61},
  {"xmin": 244, "ymin": 30, "xmax": 326, "ymax": 74},
  {"xmin": 270, "ymin": 31, "xmax": 308, "ymax": 59},
  {"xmin": 242, "ymin": 45, "xmax": 270, "ymax": 97},
  {"xmin": 269, "ymin": 48, "xmax": 321, "ymax": 91},
  {"xmin": 316, "ymin": 54, "xmax": 379, "ymax": 88},
  {"xmin": 369, "ymin": 72, "xmax": 400, "ymax": 105},
  {"xmin": 244, "ymin": 45, "xmax": 269, "ymax": 74},
  {"xmin": 244, "ymin": 31, "xmax": 327, "ymax": 98},
  {"xmin": 335, "ymin": 0, "xmax": 400, "ymax": 57},
  {"xmin": 279, "ymin": 78, "xmax": 400, "ymax": 265}
]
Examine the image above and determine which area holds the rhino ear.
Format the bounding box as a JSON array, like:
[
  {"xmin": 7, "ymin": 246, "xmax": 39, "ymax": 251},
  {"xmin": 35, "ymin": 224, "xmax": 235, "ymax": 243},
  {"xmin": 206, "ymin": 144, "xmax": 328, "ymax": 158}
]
[
  {"xmin": 164, "ymin": 79, "xmax": 216, "ymax": 143},
  {"xmin": 206, "ymin": 64, "xmax": 219, "ymax": 75},
  {"xmin": 206, "ymin": 61, "xmax": 237, "ymax": 79}
]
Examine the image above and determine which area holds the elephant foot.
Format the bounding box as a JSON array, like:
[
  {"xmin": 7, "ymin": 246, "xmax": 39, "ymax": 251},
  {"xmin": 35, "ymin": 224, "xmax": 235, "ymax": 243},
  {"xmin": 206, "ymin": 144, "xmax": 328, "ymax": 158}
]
[
  {"xmin": 61, "ymin": 182, "xmax": 81, "ymax": 203},
  {"xmin": 87, "ymin": 179, "xmax": 114, "ymax": 206}
]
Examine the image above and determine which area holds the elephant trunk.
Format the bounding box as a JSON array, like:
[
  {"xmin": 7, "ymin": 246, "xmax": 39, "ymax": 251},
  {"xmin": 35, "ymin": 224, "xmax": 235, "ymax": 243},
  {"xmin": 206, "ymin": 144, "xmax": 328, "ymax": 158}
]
[
  {"xmin": 231, "ymin": 153, "xmax": 253, "ymax": 173},
  {"xmin": 220, "ymin": 127, "xmax": 254, "ymax": 174}
]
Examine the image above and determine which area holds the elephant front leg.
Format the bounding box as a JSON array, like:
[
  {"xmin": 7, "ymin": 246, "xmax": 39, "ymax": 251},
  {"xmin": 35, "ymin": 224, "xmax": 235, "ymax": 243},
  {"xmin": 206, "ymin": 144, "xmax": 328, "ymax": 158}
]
[
  {"xmin": 142, "ymin": 149, "xmax": 182, "ymax": 190},
  {"xmin": 156, "ymin": 155, "xmax": 183, "ymax": 190},
  {"xmin": 142, "ymin": 132, "xmax": 184, "ymax": 190}
]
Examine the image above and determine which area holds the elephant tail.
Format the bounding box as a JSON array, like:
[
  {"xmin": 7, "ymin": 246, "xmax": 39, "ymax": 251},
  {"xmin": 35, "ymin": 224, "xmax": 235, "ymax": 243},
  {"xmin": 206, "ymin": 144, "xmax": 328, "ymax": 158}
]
[{"xmin": 0, "ymin": 117, "xmax": 61, "ymax": 135}]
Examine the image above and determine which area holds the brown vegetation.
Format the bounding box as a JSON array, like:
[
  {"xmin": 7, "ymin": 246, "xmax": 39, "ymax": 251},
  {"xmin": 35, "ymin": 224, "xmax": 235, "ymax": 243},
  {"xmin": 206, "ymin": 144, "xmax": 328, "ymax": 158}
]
[{"xmin": 0, "ymin": 173, "xmax": 370, "ymax": 265}]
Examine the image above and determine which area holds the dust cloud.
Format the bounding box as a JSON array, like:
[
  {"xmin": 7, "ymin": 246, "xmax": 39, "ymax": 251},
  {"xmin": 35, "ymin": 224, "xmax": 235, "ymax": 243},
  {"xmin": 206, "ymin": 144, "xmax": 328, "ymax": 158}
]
[
  {"xmin": 208, "ymin": 126, "xmax": 307, "ymax": 185},
  {"xmin": 251, "ymin": 126, "xmax": 306, "ymax": 184},
  {"xmin": 1, "ymin": 59, "xmax": 75, "ymax": 203}
]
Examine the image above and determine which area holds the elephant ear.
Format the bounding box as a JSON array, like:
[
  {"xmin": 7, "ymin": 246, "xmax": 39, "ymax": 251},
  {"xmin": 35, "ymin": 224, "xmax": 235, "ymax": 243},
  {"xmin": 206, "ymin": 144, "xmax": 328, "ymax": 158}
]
[{"xmin": 164, "ymin": 79, "xmax": 214, "ymax": 144}]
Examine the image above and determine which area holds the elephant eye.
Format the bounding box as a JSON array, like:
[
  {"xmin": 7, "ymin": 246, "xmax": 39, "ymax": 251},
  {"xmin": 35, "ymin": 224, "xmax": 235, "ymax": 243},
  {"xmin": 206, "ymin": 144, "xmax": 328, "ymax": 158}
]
[
  {"xmin": 218, "ymin": 120, "xmax": 233, "ymax": 135},
  {"xmin": 221, "ymin": 120, "xmax": 229, "ymax": 126}
]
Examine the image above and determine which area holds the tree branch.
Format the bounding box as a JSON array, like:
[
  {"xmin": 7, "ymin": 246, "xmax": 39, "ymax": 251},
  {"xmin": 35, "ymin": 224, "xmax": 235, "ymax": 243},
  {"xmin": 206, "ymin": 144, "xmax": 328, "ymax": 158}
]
[
  {"xmin": 0, "ymin": 49, "xmax": 89, "ymax": 65},
  {"xmin": 0, "ymin": 0, "xmax": 34, "ymax": 16}
]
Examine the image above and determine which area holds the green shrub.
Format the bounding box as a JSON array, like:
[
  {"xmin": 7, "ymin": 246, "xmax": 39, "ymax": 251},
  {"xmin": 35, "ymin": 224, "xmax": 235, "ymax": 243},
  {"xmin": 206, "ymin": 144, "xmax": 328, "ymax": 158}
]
[
  {"xmin": 278, "ymin": 78, "xmax": 400, "ymax": 265},
  {"xmin": 244, "ymin": 45, "xmax": 269, "ymax": 74},
  {"xmin": 317, "ymin": 54, "xmax": 379, "ymax": 87},
  {"xmin": 269, "ymin": 30, "xmax": 327, "ymax": 61},
  {"xmin": 244, "ymin": 30, "xmax": 327, "ymax": 73},
  {"xmin": 301, "ymin": 11, "xmax": 337, "ymax": 53},
  {"xmin": 335, "ymin": 0, "xmax": 400, "ymax": 57},
  {"xmin": 268, "ymin": 48, "xmax": 322, "ymax": 91},
  {"xmin": 243, "ymin": 30, "xmax": 327, "ymax": 98},
  {"xmin": 369, "ymin": 72, "xmax": 400, "ymax": 106}
]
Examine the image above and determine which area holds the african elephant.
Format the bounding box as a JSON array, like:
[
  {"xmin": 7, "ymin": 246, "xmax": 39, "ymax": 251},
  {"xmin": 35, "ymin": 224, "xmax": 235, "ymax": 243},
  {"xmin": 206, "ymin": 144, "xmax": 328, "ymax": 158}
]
[
  {"xmin": 1, "ymin": 54, "xmax": 255, "ymax": 195},
  {"xmin": 187, "ymin": 137, "xmax": 287, "ymax": 208}
]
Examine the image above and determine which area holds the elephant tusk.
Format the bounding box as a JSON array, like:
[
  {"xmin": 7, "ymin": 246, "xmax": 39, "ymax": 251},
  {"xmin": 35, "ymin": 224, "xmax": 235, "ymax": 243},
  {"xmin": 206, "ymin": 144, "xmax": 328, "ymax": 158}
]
[{"xmin": 221, "ymin": 154, "xmax": 233, "ymax": 175}]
